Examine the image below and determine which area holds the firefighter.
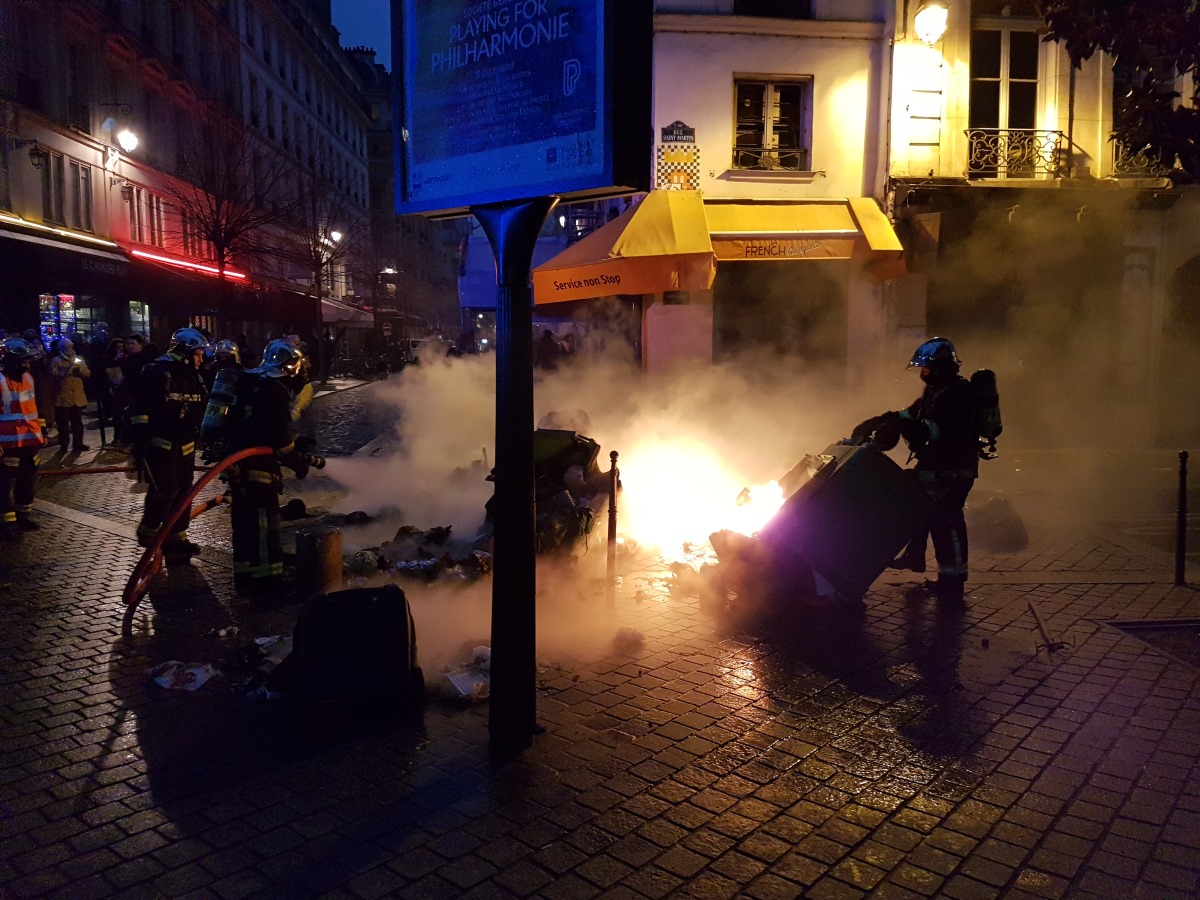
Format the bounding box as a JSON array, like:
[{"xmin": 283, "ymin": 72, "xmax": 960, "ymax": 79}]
[
  {"xmin": 225, "ymin": 339, "xmax": 323, "ymax": 595},
  {"xmin": 209, "ymin": 339, "xmax": 242, "ymax": 376},
  {"xmin": 131, "ymin": 327, "xmax": 210, "ymax": 556},
  {"xmin": 0, "ymin": 338, "xmax": 48, "ymax": 537},
  {"xmin": 853, "ymin": 337, "xmax": 978, "ymax": 606}
]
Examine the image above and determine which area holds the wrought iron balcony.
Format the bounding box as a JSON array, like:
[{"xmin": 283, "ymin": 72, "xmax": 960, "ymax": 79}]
[
  {"xmin": 732, "ymin": 146, "xmax": 810, "ymax": 172},
  {"xmin": 1110, "ymin": 140, "xmax": 1173, "ymax": 178},
  {"xmin": 965, "ymin": 128, "xmax": 1065, "ymax": 179}
]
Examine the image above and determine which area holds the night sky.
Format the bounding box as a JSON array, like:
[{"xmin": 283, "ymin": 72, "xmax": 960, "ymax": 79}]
[{"xmin": 331, "ymin": 0, "xmax": 392, "ymax": 69}]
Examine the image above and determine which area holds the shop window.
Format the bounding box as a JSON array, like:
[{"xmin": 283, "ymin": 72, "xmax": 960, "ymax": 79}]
[
  {"xmin": 129, "ymin": 301, "xmax": 150, "ymax": 338},
  {"xmin": 732, "ymin": 78, "xmax": 812, "ymax": 172}
]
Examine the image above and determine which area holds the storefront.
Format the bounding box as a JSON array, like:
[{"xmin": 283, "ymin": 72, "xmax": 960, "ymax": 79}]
[
  {"xmin": 0, "ymin": 225, "xmax": 135, "ymax": 342},
  {"xmin": 530, "ymin": 190, "xmax": 904, "ymax": 378}
]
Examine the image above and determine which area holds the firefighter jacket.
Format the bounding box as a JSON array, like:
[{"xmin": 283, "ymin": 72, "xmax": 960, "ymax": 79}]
[
  {"xmin": 130, "ymin": 353, "xmax": 207, "ymax": 452},
  {"xmin": 228, "ymin": 373, "xmax": 307, "ymax": 477},
  {"xmin": 0, "ymin": 371, "xmax": 46, "ymax": 450},
  {"xmin": 899, "ymin": 375, "xmax": 979, "ymax": 477}
]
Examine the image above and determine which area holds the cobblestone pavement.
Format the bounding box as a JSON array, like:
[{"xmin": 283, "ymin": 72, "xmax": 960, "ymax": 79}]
[{"xmin": 2, "ymin": 403, "xmax": 1199, "ymax": 899}]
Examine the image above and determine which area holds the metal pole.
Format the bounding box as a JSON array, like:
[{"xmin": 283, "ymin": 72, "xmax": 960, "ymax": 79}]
[
  {"xmin": 607, "ymin": 450, "xmax": 619, "ymax": 604},
  {"xmin": 472, "ymin": 196, "xmax": 558, "ymax": 760},
  {"xmin": 1176, "ymin": 450, "xmax": 1188, "ymax": 586}
]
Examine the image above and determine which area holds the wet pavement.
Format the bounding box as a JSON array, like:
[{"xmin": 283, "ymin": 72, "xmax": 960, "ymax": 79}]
[{"xmin": 2, "ymin": 392, "xmax": 1199, "ymax": 899}]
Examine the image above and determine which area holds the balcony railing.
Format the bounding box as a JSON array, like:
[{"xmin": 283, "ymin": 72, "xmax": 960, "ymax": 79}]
[
  {"xmin": 1110, "ymin": 140, "xmax": 1173, "ymax": 178},
  {"xmin": 732, "ymin": 146, "xmax": 810, "ymax": 172},
  {"xmin": 965, "ymin": 128, "xmax": 1065, "ymax": 179}
]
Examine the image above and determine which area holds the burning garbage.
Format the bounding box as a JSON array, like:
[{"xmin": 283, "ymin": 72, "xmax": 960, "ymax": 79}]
[
  {"xmin": 332, "ymin": 421, "xmax": 617, "ymax": 588},
  {"xmin": 707, "ymin": 441, "xmax": 933, "ymax": 613}
]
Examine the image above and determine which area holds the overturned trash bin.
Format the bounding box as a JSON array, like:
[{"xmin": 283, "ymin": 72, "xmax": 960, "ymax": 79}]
[{"xmin": 756, "ymin": 442, "xmax": 933, "ymax": 606}]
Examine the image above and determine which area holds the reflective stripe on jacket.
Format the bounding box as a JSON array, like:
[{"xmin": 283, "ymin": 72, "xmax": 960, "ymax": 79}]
[{"xmin": 0, "ymin": 374, "xmax": 45, "ymax": 448}]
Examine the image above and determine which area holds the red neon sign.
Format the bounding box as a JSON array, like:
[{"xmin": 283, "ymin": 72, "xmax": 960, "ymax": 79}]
[{"xmin": 130, "ymin": 248, "xmax": 247, "ymax": 279}]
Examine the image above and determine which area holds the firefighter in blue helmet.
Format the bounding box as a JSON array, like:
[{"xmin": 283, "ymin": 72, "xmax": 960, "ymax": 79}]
[
  {"xmin": 853, "ymin": 337, "xmax": 978, "ymax": 606},
  {"xmin": 223, "ymin": 339, "xmax": 324, "ymax": 595},
  {"xmin": 131, "ymin": 328, "xmax": 209, "ymax": 556}
]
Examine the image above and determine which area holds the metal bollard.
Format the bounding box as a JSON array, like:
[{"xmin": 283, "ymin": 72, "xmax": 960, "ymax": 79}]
[
  {"xmin": 1176, "ymin": 450, "xmax": 1188, "ymax": 587},
  {"xmin": 296, "ymin": 526, "xmax": 343, "ymax": 597},
  {"xmin": 607, "ymin": 450, "xmax": 619, "ymax": 604}
]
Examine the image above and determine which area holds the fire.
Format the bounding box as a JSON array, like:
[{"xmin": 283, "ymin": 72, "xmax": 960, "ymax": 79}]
[{"xmin": 617, "ymin": 439, "xmax": 784, "ymax": 560}]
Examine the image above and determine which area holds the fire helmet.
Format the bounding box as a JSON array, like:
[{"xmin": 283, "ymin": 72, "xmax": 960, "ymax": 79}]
[
  {"xmin": 170, "ymin": 327, "xmax": 211, "ymax": 357},
  {"xmin": 1, "ymin": 337, "xmax": 37, "ymax": 364},
  {"xmin": 254, "ymin": 339, "xmax": 306, "ymax": 379},
  {"xmin": 214, "ymin": 339, "xmax": 240, "ymax": 363},
  {"xmin": 908, "ymin": 337, "xmax": 961, "ymax": 370}
]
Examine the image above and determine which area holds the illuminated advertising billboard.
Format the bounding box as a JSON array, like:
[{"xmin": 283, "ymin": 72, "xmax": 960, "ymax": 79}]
[{"xmin": 393, "ymin": 0, "xmax": 650, "ymax": 216}]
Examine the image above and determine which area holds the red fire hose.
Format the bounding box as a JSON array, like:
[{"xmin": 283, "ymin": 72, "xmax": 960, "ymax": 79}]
[{"xmin": 122, "ymin": 446, "xmax": 274, "ymax": 614}]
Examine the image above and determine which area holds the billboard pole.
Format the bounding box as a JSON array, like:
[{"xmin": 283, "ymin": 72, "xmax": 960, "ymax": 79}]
[{"xmin": 472, "ymin": 195, "xmax": 559, "ymax": 759}]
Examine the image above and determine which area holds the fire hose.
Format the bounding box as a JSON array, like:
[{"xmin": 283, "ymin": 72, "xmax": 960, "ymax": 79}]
[{"xmin": 122, "ymin": 446, "xmax": 274, "ymax": 614}]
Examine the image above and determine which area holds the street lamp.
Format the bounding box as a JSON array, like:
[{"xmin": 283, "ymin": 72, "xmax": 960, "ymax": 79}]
[
  {"xmin": 99, "ymin": 100, "xmax": 139, "ymax": 160},
  {"xmin": 329, "ymin": 230, "xmax": 343, "ymax": 243},
  {"xmin": 914, "ymin": 0, "xmax": 949, "ymax": 46},
  {"xmin": 14, "ymin": 139, "xmax": 48, "ymax": 169}
]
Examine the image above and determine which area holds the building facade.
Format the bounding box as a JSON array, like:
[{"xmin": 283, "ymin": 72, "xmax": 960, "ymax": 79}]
[
  {"xmin": 512, "ymin": 0, "xmax": 1198, "ymax": 449},
  {"xmin": 886, "ymin": 0, "xmax": 1199, "ymax": 448},
  {"xmin": 0, "ymin": 0, "xmax": 376, "ymax": 355}
]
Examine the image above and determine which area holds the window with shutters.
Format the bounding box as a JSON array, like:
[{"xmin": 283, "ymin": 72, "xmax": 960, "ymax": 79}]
[{"xmin": 732, "ymin": 77, "xmax": 812, "ymax": 172}]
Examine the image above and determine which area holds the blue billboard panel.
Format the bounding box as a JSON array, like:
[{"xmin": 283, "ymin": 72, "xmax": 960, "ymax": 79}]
[{"xmin": 395, "ymin": 0, "xmax": 648, "ymax": 216}]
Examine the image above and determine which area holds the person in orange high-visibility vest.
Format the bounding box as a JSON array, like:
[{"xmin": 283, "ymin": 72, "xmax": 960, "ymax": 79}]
[{"xmin": 0, "ymin": 338, "xmax": 48, "ymax": 537}]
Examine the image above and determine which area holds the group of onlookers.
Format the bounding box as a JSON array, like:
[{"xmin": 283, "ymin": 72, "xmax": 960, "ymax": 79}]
[{"xmin": 0, "ymin": 325, "xmax": 158, "ymax": 453}]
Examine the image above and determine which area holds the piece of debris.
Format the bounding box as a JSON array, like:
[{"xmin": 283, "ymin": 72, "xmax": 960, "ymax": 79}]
[
  {"xmin": 614, "ymin": 628, "xmax": 644, "ymax": 654},
  {"xmin": 280, "ymin": 498, "xmax": 312, "ymax": 521},
  {"xmin": 443, "ymin": 645, "xmax": 492, "ymax": 700},
  {"xmin": 147, "ymin": 661, "xmax": 216, "ymax": 691}
]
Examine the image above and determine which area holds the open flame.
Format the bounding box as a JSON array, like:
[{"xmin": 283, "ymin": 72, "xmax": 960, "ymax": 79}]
[{"xmin": 617, "ymin": 439, "xmax": 784, "ymax": 560}]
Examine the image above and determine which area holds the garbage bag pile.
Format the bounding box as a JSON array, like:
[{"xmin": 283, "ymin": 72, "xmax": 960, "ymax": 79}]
[
  {"xmin": 342, "ymin": 523, "xmax": 493, "ymax": 586},
  {"xmin": 480, "ymin": 428, "xmax": 614, "ymax": 556}
]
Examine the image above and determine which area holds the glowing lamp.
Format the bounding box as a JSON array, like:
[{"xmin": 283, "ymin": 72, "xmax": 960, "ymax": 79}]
[
  {"xmin": 116, "ymin": 129, "xmax": 139, "ymax": 153},
  {"xmin": 914, "ymin": 0, "xmax": 949, "ymax": 46}
]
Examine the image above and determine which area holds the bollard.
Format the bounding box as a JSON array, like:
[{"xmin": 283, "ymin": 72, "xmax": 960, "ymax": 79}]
[
  {"xmin": 607, "ymin": 450, "xmax": 619, "ymax": 604},
  {"xmin": 1176, "ymin": 450, "xmax": 1188, "ymax": 587},
  {"xmin": 296, "ymin": 526, "xmax": 343, "ymax": 597}
]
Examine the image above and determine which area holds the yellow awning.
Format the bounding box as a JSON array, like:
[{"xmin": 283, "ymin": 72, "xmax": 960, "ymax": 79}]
[
  {"xmin": 532, "ymin": 190, "xmax": 717, "ymax": 305},
  {"xmin": 704, "ymin": 197, "xmax": 904, "ymax": 267}
]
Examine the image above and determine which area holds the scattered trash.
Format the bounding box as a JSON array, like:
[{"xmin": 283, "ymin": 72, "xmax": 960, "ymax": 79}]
[
  {"xmin": 345, "ymin": 549, "xmax": 382, "ymax": 575},
  {"xmin": 280, "ymin": 498, "xmax": 312, "ymax": 521},
  {"xmin": 147, "ymin": 661, "xmax": 216, "ymax": 691},
  {"xmin": 614, "ymin": 627, "xmax": 644, "ymax": 654},
  {"xmin": 255, "ymin": 635, "xmax": 293, "ymax": 671},
  {"xmin": 443, "ymin": 646, "xmax": 492, "ymax": 700},
  {"xmin": 205, "ymin": 626, "xmax": 239, "ymax": 639}
]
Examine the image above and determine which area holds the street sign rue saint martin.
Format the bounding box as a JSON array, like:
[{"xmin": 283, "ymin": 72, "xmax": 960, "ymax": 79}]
[{"xmin": 660, "ymin": 120, "xmax": 695, "ymax": 143}]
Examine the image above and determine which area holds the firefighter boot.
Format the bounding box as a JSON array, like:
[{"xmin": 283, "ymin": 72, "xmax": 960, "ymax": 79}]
[{"xmin": 162, "ymin": 532, "xmax": 202, "ymax": 559}]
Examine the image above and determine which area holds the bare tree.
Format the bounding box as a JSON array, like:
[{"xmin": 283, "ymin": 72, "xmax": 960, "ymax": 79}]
[
  {"xmin": 269, "ymin": 165, "xmax": 369, "ymax": 310},
  {"xmin": 161, "ymin": 106, "xmax": 294, "ymax": 289}
]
